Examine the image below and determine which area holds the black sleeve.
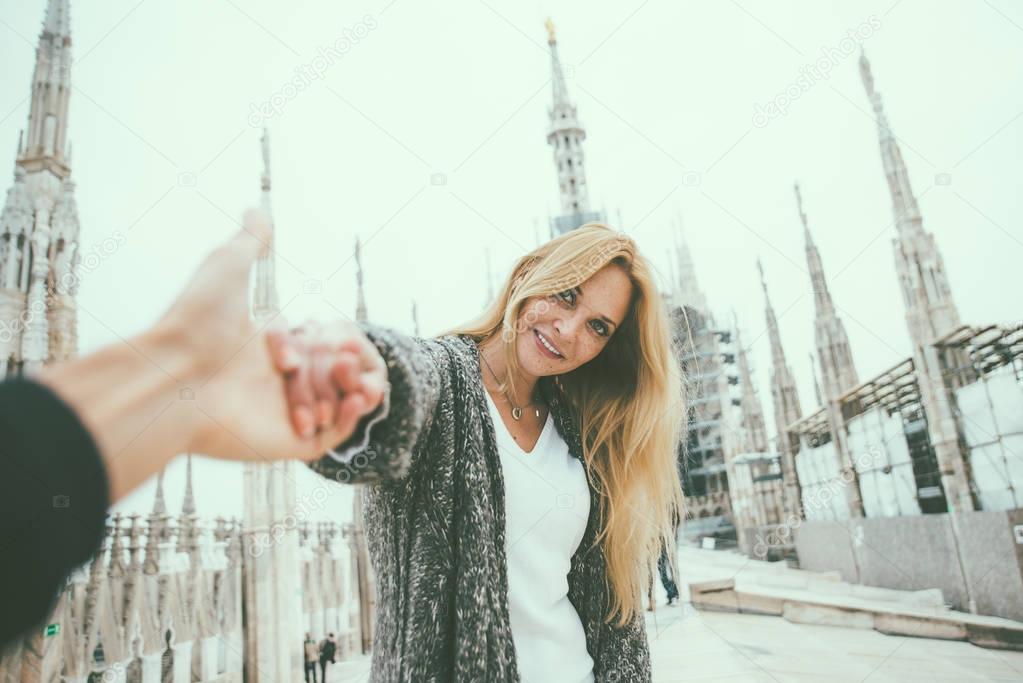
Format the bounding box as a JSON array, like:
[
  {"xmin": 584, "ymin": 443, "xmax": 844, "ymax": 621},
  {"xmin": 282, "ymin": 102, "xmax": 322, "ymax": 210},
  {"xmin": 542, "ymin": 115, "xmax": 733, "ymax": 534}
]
[{"xmin": 0, "ymin": 378, "xmax": 110, "ymax": 648}]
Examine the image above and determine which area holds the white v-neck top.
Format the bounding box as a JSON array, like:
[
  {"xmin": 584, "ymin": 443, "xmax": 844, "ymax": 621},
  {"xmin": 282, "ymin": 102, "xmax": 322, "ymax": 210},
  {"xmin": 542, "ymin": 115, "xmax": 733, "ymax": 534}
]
[{"xmin": 484, "ymin": 389, "xmax": 595, "ymax": 683}]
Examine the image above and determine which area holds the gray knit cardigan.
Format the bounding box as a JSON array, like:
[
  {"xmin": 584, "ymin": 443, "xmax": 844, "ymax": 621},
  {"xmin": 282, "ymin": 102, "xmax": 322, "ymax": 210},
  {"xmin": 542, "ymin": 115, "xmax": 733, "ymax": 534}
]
[{"xmin": 309, "ymin": 326, "xmax": 651, "ymax": 682}]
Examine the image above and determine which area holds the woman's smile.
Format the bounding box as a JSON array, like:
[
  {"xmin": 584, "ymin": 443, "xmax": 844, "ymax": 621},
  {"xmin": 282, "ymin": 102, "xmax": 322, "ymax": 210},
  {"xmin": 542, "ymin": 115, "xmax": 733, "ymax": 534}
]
[{"xmin": 533, "ymin": 328, "xmax": 564, "ymax": 359}]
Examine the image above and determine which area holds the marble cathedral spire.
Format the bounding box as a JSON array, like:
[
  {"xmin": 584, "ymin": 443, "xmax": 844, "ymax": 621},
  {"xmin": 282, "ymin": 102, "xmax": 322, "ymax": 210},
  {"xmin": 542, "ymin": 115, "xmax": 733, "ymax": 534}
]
[
  {"xmin": 733, "ymin": 312, "xmax": 769, "ymax": 454},
  {"xmin": 20, "ymin": 0, "xmax": 73, "ymax": 176},
  {"xmin": 251, "ymin": 129, "xmax": 280, "ymax": 322},
  {"xmin": 797, "ymin": 183, "xmax": 834, "ymax": 318},
  {"xmin": 672, "ymin": 218, "xmax": 708, "ymax": 314},
  {"xmin": 181, "ymin": 454, "xmax": 196, "ymax": 517},
  {"xmin": 796, "ymin": 182, "xmax": 858, "ymax": 401},
  {"xmin": 859, "ymin": 50, "xmax": 960, "ymax": 346},
  {"xmin": 809, "ymin": 352, "xmax": 824, "ymax": 408},
  {"xmin": 145, "ymin": 467, "xmax": 169, "ymax": 576},
  {"xmin": 354, "ymin": 236, "xmax": 367, "ymax": 324},
  {"xmin": 546, "ymin": 18, "xmax": 602, "ymax": 235},
  {"xmin": 411, "ymin": 300, "xmax": 420, "ymax": 337},
  {"xmin": 1, "ymin": 0, "xmax": 81, "ymax": 376},
  {"xmin": 760, "ymin": 260, "xmax": 802, "ymax": 428},
  {"xmin": 152, "ymin": 468, "xmax": 167, "ymax": 517},
  {"xmin": 243, "ymin": 130, "xmax": 304, "ymax": 681},
  {"xmin": 758, "ymin": 259, "xmax": 802, "ymax": 513},
  {"xmin": 861, "ymin": 50, "xmax": 971, "ymax": 512}
]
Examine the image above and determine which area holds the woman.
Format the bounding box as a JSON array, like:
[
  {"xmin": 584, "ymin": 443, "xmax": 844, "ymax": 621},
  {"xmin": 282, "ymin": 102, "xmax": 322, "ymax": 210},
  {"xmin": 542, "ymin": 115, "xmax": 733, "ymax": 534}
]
[{"xmin": 283, "ymin": 223, "xmax": 686, "ymax": 682}]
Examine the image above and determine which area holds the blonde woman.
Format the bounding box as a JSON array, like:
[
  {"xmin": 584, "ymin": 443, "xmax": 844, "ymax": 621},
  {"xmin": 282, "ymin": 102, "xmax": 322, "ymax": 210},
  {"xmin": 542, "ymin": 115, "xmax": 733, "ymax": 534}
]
[{"xmin": 274, "ymin": 223, "xmax": 686, "ymax": 682}]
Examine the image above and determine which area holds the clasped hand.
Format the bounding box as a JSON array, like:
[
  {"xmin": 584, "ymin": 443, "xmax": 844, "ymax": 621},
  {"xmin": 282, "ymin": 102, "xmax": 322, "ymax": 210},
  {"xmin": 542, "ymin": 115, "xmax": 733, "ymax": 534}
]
[{"xmin": 153, "ymin": 209, "xmax": 388, "ymax": 464}]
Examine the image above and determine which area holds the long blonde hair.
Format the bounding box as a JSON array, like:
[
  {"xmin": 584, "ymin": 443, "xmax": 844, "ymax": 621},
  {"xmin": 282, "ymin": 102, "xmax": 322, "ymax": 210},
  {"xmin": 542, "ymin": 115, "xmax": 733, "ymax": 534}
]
[{"xmin": 444, "ymin": 223, "xmax": 686, "ymax": 626}]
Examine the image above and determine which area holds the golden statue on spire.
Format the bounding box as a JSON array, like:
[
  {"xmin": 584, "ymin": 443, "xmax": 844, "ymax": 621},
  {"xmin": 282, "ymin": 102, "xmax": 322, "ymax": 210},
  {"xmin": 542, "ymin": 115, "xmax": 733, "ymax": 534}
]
[{"xmin": 545, "ymin": 17, "xmax": 556, "ymax": 44}]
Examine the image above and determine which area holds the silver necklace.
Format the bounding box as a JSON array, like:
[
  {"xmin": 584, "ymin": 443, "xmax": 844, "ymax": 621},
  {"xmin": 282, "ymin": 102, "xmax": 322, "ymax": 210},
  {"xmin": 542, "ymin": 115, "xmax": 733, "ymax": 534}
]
[{"xmin": 480, "ymin": 349, "xmax": 542, "ymax": 421}]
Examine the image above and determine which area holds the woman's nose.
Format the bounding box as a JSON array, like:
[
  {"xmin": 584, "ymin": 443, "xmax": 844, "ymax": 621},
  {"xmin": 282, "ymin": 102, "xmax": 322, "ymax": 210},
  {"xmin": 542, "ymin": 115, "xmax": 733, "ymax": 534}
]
[{"xmin": 554, "ymin": 313, "xmax": 581, "ymax": 338}]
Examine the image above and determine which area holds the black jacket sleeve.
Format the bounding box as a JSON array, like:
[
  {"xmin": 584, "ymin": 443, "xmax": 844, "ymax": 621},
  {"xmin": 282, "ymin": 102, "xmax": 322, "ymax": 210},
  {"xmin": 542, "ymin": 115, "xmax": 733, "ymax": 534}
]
[{"xmin": 0, "ymin": 378, "xmax": 110, "ymax": 648}]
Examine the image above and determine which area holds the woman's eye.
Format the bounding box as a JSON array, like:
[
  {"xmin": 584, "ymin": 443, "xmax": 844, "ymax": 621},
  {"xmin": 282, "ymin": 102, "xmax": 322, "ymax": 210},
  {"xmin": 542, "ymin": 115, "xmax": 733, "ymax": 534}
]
[
  {"xmin": 591, "ymin": 320, "xmax": 609, "ymax": 337},
  {"xmin": 557, "ymin": 289, "xmax": 575, "ymax": 305}
]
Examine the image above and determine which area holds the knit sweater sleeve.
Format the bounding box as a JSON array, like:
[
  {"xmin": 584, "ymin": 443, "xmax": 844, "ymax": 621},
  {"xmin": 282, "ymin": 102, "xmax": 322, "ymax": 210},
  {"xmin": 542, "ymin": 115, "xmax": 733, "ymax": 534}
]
[
  {"xmin": 308, "ymin": 323, "xmax": 444, "ymax": 485},
  {"xmin": 598, "ymin": 605, "xmax": 652, "ymax": 681}
]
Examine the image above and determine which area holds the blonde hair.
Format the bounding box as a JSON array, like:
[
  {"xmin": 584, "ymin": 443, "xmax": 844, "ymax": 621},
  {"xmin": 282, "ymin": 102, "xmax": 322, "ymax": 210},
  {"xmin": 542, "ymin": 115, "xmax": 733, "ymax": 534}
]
[{"xmin": 443, "ymin": 223, "xmax": 686, "ymax": 626}]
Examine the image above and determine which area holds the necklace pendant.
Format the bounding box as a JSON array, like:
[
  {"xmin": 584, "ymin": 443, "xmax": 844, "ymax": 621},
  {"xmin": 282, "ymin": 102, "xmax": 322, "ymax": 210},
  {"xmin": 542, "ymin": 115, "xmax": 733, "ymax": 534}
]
[{"xmin": 511, "ymin": 406, "xmax": 523, "ymax": 421}]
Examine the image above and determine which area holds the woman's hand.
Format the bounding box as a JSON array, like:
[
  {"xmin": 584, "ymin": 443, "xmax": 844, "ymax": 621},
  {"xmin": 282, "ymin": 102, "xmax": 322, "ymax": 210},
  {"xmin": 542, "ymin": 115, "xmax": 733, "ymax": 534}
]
[{"xmin": 266, "ymin": 319, "xmax": 388, "ymax": 444}]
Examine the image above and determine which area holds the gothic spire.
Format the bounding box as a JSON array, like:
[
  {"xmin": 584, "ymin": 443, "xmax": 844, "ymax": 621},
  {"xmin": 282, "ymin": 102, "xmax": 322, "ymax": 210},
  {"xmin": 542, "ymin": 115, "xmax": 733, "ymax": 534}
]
[
  {"xmin": 757, "ymin": 259, "xmax": 788, "ymax": 378},
  {"xmin": 43, "ymin": 0, "xmax": 71, "ymax": 36},
  {"xmin": 411, "ymin": 300, "xmax": 419, "ymax": 337},
  {"xmin": 759, "ymin": 261, "xmax": 802, "ymax": 422},
  {"xmin": 796, "ymin": 182, "xmax": 860, "ymax": 400},
  {"xmin": 152, "ymin": 468, "xmax": 167, "ymax": 516},
  {"xmin": 796, "ymin": 182, "xmax": 834, "ymax": 317},
  {"xmin": 546, "ymin": 19, "xmax": 598, "ymax": 234},
  {"xmin": 20, "ymin": 0, "xmax": 73, "ymax": 178},
  {"xmin": 860, "ymin": 50, "xmax": 960, "ymax": 347},
  {"xmin": 251, "ymin": 129, "xmax": 280, "ymax": 322},
  {"xmin": 859, "ymin": 49, "xmax": 921, "ymax": 235},
  {"xmin": 3, "ymin": 0, "xmax": 83, "ymax": 377},
  {"xmin": 665, "ymin": 247, "xmax": 677, "ymax": 305},
  {"xmin": 355, "ymin": 236, "xmax": 367, "ymax": 324},
  {"xmin": 758, "ymin": 259, "xmax": 802, "ymax": 514},
  {"xmin": 733, "ymin": 312, "xmax": 769, "ymax": 453},
  {"xmin": 181, "ymin": 454, "xmax": 196, "ymax": 517},
  {"xmin": 809, "ymin": 353, "xmax": 824, "ymax": 408},
  {"xmin": 673, "ymin": 218, "xmax": 708, "ymax": 314},
  {"xmin": 546, "ymin": 17, "xmax": 570, "ymax": 110}
]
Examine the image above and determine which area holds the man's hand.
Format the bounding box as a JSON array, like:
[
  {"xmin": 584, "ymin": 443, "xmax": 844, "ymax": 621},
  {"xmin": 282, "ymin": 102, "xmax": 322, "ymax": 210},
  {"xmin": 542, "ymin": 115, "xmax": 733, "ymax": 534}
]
[
  {"xmin": 151, "ymin": 209, "xmax": 367, "ymax": 462},
  {"xmin": 39, "ymin": 209, "xmax": 377, "ymax": 502}
]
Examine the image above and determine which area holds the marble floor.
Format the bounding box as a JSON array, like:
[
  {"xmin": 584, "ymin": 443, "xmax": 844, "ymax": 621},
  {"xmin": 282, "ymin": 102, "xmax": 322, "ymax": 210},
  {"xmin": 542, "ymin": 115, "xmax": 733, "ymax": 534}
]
[
  {"xmin": 644, "ymin": 600, "xmax": 1023, "ymax": 682},
  {"xmin": 327, "ymin": 545, "xmax": 1023, "ymax": 682},
  {"xmin": 327, "ymin": 600, "xmax": 1023, "ymax": 682}
]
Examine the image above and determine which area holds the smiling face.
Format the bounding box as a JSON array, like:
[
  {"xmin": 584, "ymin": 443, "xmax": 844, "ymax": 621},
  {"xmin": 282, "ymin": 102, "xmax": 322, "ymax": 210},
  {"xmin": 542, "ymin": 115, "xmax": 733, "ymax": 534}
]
[{"xmin": 514, "ymin": 262, "xmax": 633, "ymax": 377}]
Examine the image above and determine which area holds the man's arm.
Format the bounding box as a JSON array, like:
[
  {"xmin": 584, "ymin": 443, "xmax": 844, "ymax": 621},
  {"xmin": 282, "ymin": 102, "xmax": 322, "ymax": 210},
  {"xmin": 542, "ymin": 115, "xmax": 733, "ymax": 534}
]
[
  {"xmin": 0, "ymin": 212, "xmax": 366, "ymax": 648},
  {"xmin": 36, "ymin": 324, "xmax": 204, "ymax": 503},
  {"xmin": 36, "ymin": 212, "xmax": 368, "ymax": 503}
]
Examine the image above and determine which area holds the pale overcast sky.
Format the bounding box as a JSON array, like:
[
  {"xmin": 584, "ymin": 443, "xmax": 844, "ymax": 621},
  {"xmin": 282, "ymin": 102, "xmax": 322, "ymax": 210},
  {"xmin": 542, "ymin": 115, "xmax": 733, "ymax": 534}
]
[{"xmin": 2, "ymin": 0, "xmax": 1021, "ymax": 518}]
